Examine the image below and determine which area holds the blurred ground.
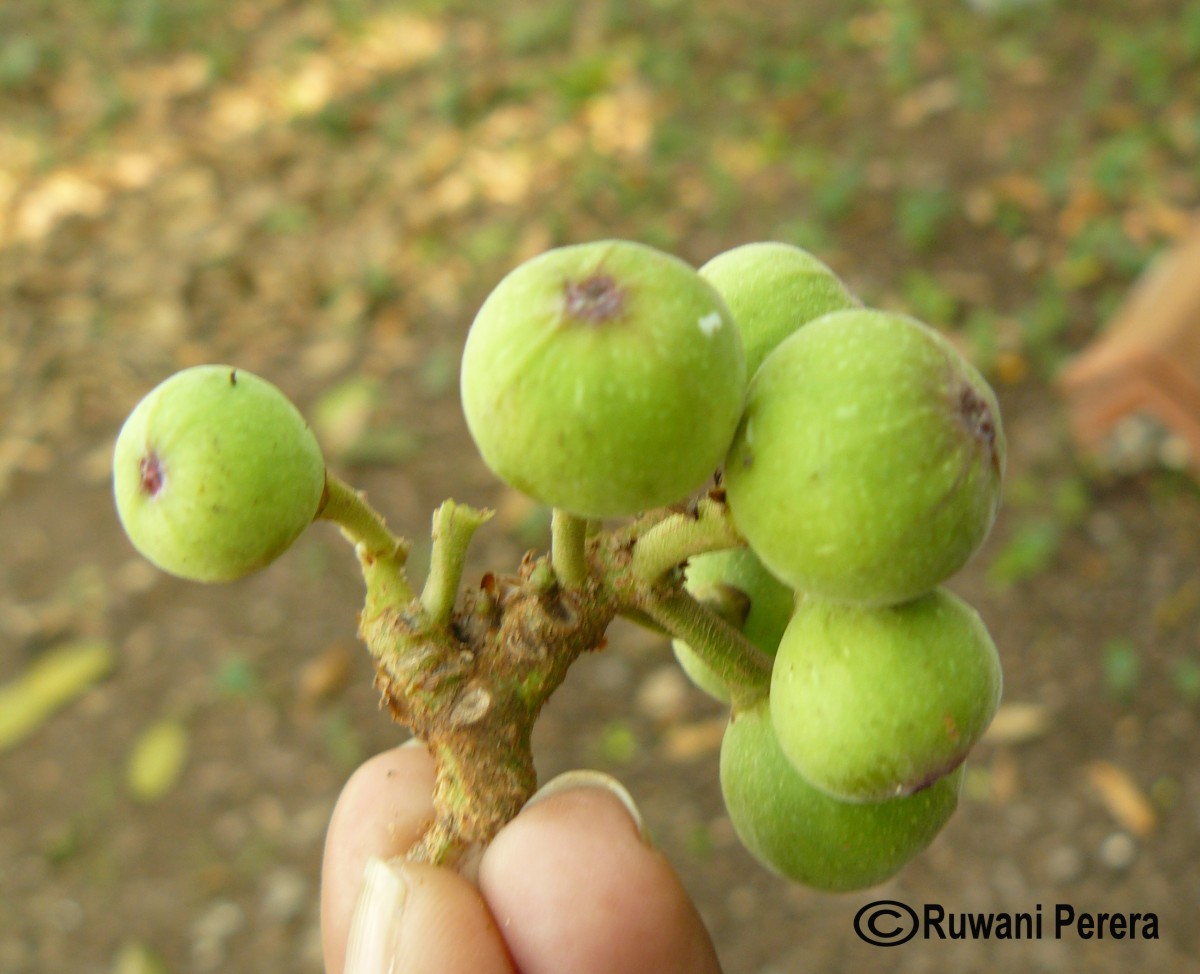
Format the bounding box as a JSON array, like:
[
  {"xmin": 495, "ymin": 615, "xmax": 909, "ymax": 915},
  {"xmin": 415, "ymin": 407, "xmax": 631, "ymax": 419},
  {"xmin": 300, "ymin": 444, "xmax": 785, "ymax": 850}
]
[{"xmin": 2, "ymin": 1, "xmax": 1199, "ymax": 972}]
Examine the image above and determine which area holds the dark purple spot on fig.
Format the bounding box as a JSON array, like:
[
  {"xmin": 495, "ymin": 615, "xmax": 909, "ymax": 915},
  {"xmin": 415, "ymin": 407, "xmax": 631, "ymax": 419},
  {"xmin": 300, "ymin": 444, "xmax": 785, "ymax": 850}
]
[
  {"xmin": 564, "ymin": 274, "xmax": 625, "ymax": 323},
  {"xmin": 903, "ymin": 752, "xmax": 967, "ymax": 795},
  {"xmin": 957, "ymin": 383, "xmax": 1001, "ymax": 471},
  {"xmin": 139, "ymin": 451, "xmax": 164, "ymax": 497},
  {"xmin": 958, "ymin": 384, "xmax": 994, "ymax": 444}
]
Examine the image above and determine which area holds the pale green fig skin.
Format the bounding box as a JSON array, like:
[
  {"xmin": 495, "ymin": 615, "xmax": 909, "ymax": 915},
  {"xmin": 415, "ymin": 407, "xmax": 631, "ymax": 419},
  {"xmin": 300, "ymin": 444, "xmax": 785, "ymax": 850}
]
[
  {"xmin": 459, "ymin": 240, "xmax": 746, "ymax": 519},
  {"xmin": 720, "ymin": 699, "xmax": 963, "ymax": 892},
  {"xmin": 770, "ymin": 588, "xmax": 1002, "ymax": 802},
  {"xmin": 672, "ymin": 547, "xmax": 795, "ymax": 703},
  {"xmin": 724, "ymin": 307, "xmax": 1005, "ymax": 605},
  {"xmin": 699, "ymin": 241, "xmax": 860, "ymax": 377},
  {"xmin": 113, "ymin": 365, "xmax": 326, "ymax": 583}
]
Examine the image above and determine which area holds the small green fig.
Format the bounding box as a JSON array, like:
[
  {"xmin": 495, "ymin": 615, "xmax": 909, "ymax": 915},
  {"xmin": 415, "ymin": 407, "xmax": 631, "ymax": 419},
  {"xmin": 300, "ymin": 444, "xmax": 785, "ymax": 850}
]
[
  {"xmin": 770, "ymin": 589, "xmax": 1002, "ymax": 802},
  {"xmin": 724, "ymin": 308, "xmax": 1005, "ymax": 604},
  {"xmin": 113, "ymin": 365, "xmax": 326, "ymax": 583},
  {"xmin": 672, "ymin": 547, "xmax": 794, "ymax": 702},
  {"xmin": 720, "ymin": 699, "xmax": 963, "ymax": 892},
  {"xmin": 459, "ymin": 240, "xmax": 746, "ymax": 519},
  {"xmin": 699, "ymin": 241, "xmax": 860, "ymax": 377}
]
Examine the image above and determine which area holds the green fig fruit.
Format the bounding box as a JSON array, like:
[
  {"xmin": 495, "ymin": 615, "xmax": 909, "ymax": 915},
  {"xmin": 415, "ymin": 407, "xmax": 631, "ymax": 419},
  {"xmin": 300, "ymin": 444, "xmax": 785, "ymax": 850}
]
[
  {"xmin": 459, "ymin": 240, "xmax": 746, "ymax": 519},
  {"xmin": 699, "ymin": 241, "xmax": 860, "ymax": 377},
  {"xmin": 724, "ymin": 307, "xmax": 1004, "ymax": 605},
  {"xmin": 672, "ymin": 547, "xmax": 794, "ymax": 702},
  {"xmin": 113, "ymin": 365, "xmax": 326, "ymax": 583},
  {"xmin": 720, "ymin": 699, "xmax": 963, "ymax": 892},
  {"xmin": 770, "ymin": 589, "xmax": 1002, "ymax": 802}
]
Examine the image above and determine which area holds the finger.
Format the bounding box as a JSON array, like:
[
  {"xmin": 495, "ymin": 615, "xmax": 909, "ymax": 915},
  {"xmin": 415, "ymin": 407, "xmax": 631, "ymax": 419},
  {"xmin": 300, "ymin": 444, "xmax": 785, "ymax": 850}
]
[
  {"xmin": 343, "ymin": 857, "xmax": 516, "ymax": 974},
  {"xmin": 320, "ymin": 742, "xmax": 436, "ymax": 973},
  {"xmin": 320, "ymin": 743, "xmax": 515, "ymax": 974},
  {"xmin": 478, "ymin": 772, "xmax": 723, "ymax": 974}
]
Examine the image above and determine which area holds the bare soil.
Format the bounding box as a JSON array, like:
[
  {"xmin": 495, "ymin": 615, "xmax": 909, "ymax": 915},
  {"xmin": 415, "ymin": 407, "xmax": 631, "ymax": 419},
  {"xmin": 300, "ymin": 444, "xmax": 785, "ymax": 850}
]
[{"xmin": 3, "ymin": 2, "xmax": 1199, "ymax": 972}]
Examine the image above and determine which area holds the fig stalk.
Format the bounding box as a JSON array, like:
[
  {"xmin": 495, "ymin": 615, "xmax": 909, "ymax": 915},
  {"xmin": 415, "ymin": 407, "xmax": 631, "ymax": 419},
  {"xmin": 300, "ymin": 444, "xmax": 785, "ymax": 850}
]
[
  {"xmin": 550, "ymin": 509, "xmax": 589, "ymax": 589},
  {"xmin": 631, "ymin": 586, "xmax": 773, "ymax": 707},
  {"xmin": 316, "ymin": 473, "xmax": 409, "ymax": 563},
  {"xmin": 420, "ymin": 501, "xmax": 494, "ymax": 627},
  {"xmin": 629, "ymin": 495, "xmax": 745, "ymax": 583},
  {"xmin": 316, "ymin": 473, "xmax": 415, "ymax": 619}
]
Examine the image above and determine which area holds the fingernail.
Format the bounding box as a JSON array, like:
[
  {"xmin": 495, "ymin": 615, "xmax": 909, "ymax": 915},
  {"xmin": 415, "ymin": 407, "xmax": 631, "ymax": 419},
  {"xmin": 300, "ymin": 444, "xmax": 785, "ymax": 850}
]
[
  {"xmin": 525, "ymin": 769, "xmax": 649, "ymax": 842},
  {"xmin": 344, "ymin": 857, "xmax": 410, "ymax": 974}
]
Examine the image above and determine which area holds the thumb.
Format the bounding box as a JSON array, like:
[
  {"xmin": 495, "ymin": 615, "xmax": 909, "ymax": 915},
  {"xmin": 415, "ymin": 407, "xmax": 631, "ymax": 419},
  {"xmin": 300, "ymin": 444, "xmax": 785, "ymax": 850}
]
[
  {"xmin": 478, "ymin": 771, "xmax": 723, "ymax": 974},
  {"xmin": 342, "ymin": 856, "xmax": 515, "ymax": 974}
]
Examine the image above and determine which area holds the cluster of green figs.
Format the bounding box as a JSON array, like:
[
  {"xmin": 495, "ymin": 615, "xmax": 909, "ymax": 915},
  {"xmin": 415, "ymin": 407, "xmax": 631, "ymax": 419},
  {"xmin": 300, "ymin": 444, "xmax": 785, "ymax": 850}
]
[
  {"xmin": 461, "ymin": 239, "xmax": 1005, "ymax": 892},
  {"xmin": 112, "ymin": 238, "xmax": 1005, "ymax": 893}
]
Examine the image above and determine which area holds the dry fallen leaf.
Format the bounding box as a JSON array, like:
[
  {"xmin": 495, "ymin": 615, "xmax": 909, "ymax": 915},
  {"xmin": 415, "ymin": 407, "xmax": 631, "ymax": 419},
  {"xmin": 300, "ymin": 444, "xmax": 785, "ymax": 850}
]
[
  {"xmin": 311, "ymin": 376, "xmax": 382, "ymax": 458},
  {"xmin": 986, "ymin": 748, "xmax": 1020, "ymax": 803},
  {"xmin": 660, "ymin": 716, "xmax": 728, "ymax": 762},
  {"xmin": 981, "ymin": 702, "xmax": 1053, "ymax": 746},
  {"xmin": 1087, "ymin": 760, "xmax": 1157, "ymax": 838},
  {"xmin": 0, "ymin": 640, "xmax": 116, "ymax": 752},
  {"xmin": 111, "ymin": 939, "xmax": 170, "ymax": 974},
  {"xmin": 126, "ymin": 719, "xmax": 190, "ymax": 803},
  {"xmin": 298, "ymin": 643, "xmax": 355, "ymax": 705}
]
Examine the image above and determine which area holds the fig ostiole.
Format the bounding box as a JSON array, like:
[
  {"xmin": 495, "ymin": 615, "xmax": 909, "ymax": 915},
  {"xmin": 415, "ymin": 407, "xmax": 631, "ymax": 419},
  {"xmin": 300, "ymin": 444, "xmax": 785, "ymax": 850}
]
[{"xmin": 460, "ymin": 240, "xmax": 747, "ymax": 519}]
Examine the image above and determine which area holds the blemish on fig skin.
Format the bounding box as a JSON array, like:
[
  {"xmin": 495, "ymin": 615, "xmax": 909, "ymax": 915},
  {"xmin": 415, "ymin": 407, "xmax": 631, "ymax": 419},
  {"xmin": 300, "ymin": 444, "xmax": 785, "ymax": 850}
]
[
  {"xmin": 943, "ymin": 711, "xmax": 961, "ymax": 743},
  {"xmin": 697, "ymin": 311, "xmax": 723, "ymax": 336},
  {"xmin": 902, "ymin": 751, "xmax": 968, "ymax": 796},
  {"xmin": 564, "ymin": 274, "xmax": 626, "ymax": 324},
  {"xmin": 957, "ymin": 382, "xmax": 1002, "ymax": 473},
  {"xmin": 139, "ymin": 451, "xmax": 164, "ymax": 497}
]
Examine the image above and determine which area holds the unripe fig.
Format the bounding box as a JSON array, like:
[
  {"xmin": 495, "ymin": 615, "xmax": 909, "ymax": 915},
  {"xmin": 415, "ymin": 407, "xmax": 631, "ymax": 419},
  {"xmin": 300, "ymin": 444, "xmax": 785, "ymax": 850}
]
[
  {"xmin": 672, "ymin": 547, "xmax": 794, "ymax": 702},
  {"xmin": 720, "ymin": 699, "xmax": 963, "ymax": 892},
  {"xmin": 770, "ymin": 589, "xmax": 1002, "ymax": 802},
  {"xmin": 459, "ymin": 240, "xmax": 746, "ymax": 518},
  {"xmin": 113, "ymin": 365, "xmax": 326, "ymax": 583},
  {"xmin": 699, "ymin": 241, "xmax": 859, "ymax": 376},
  {"xmin": 724, "ymin": 308, "xmax": 1004, "ymax": 604}
]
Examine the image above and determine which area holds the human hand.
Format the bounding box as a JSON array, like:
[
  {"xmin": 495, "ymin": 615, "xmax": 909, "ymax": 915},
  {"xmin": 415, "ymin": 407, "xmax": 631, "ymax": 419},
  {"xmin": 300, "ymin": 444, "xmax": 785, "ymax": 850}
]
[{"xmin": 320, "ymin": 742, "xmax": 723, "ymax": 974}]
